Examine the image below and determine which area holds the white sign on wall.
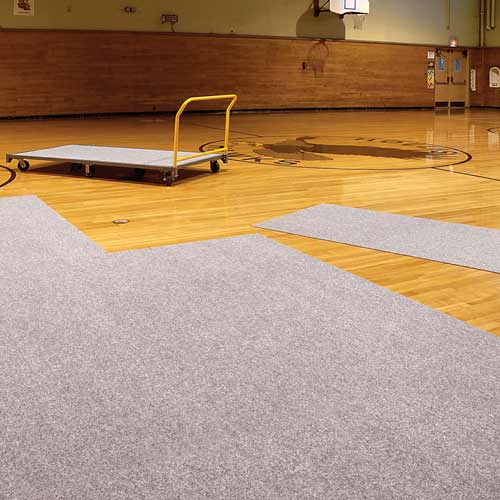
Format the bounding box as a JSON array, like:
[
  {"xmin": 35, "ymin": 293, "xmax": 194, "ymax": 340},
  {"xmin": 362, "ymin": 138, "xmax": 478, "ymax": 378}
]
[
  {"xmin": 470, "ymin": 69, "xmax": 477, "ymax": 92},
  {"xmin": 490, "ymin": 67, "xmax": 500, "ymax": 88},
  {"xmin": 14, "ymin": 0, "xmax": 34, "ymax": 16}
]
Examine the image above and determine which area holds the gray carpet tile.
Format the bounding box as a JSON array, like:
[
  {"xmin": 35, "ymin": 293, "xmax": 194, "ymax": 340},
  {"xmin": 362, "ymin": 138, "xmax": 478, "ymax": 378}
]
[
  {"xmin": 1, "ymin": 231, "xmax": 500, "ymax": 499},
  {"xmin": 0, "ymin": 195, "xmax": 104, "ymax": 262},
  {"xmin": 255, "ymin": 203, "xmax": 500, "ymax": 273}
]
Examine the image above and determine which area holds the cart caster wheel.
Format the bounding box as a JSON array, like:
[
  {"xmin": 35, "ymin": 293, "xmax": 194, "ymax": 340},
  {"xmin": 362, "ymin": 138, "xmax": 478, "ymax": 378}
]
[
  {"xmin": 17, "ymin": 160, "xmax": 30, "ymax": 172},
  {"xmin": 82, "ymin": 165, "xmax": 95, "ymax": 178},
  {"xmin": 70, "ymin": 163, "xmax": 82, "ymax": 174},
  {"xmin": 163, "ymin": 172, "xmax": 173, "ymax": 186},
  {"xmin": 210, "ymin": 160, "xmax": 220, "ymax": 173},
  {"xmin": 134, "ymin": 168, "xmax": 145, "ymax": 180}
]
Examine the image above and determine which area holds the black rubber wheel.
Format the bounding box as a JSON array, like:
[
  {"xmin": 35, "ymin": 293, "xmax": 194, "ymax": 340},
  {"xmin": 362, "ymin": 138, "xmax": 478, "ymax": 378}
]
[
  {"xmin": 210, "ymin": 160, "xmax": 220, "ymax": 173},
  {"xmin": 82, "ymin": 165, "xmax": 95, "ymax": 178},
  {"xmin": 70, "ymin": 163, "xmax": 82, "ymax": 174},
  {"xmin": 134, "ymin": 168, "xmax": 145, "ymax": 179},
  {"xmin": 17, "ymin": 160, "xmax": 30, "ymax": 172},
  {"xmin": 163, "ymin": 172, "xmax": 173, "ymax": 186}
]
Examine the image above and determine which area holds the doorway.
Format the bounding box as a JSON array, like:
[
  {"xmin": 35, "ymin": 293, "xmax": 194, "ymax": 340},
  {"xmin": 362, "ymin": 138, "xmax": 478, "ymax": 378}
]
[{"xmin": 435, "ymin": 49, "xmax": 468, "ymax": 108}]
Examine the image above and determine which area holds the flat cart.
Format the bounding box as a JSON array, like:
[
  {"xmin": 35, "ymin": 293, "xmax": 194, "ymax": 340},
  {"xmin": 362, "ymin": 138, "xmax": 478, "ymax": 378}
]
[{"xmin": 6, "ymin": 94, "xmax": 238, "ymax": 186}]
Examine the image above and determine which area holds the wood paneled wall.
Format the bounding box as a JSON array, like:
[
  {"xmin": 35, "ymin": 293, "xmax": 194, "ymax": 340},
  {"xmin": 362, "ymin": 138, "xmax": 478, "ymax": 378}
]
[{"xmin": 0, "ymin": 30, "xmax": 436, "ymax": 117}]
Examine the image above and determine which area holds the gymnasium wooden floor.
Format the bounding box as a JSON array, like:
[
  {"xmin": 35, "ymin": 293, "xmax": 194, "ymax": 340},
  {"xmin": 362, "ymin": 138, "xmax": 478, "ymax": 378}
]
[{"xmin": 2, "ymin": 108, "xmax": 500, "ymax": 335}]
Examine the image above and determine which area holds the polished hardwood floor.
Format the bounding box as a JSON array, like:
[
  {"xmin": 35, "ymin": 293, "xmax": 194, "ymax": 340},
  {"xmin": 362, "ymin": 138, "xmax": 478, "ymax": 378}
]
[{"xmin": 2, "ymin": 108, "xmax": 500, "ymax": 335}]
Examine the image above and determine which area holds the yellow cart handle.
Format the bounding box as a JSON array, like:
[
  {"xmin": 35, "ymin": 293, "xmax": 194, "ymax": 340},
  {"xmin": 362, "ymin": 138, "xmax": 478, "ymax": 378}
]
[{"xmin": 172, "ymin": 94, "xmax": 238, "ymax": 177}]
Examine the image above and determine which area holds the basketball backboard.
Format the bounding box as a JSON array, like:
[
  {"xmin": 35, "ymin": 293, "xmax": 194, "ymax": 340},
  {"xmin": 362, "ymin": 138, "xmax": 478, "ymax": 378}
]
[
  {"xmin": 313, "ymin": 0, "xmax": 369, "ymax": 18},
  {"xmin": 330, "ymin": 0, "xmax": 370, "ymax": 15}
]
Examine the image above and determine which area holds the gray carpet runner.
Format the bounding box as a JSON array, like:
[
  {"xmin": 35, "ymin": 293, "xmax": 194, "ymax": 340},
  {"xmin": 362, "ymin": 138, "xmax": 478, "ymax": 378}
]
[
  {"xmin": 255, "ymin": 203, "xmax": 500, "ymax": 273},
  {"xmin": 1, "ymin": 196, "xmax": 499, "ymax": 499}
]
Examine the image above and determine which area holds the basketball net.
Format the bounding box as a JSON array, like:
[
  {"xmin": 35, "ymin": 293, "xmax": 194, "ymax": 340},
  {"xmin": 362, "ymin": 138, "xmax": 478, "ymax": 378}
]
[
  {"xmin": 353, "ymin": 13, "xmax": 366, "ymax": 29},
  {"xmin": 342, "ymin": 13, "xmax": 367, "ymax": 30}
]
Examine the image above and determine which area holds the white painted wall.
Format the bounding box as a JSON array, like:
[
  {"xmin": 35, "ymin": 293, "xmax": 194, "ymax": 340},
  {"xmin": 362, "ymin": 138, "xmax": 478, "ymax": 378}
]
[
  {"xmin": 485, "ymin": 0, "xmax": 500, "ymax": 45},
  {"xmin": 0, "ymin": 0, "xmax": 479, "ymax": 46},
  {"xmin": 346, "ymin": 0, "xmax": 479, "ymax": 46}
]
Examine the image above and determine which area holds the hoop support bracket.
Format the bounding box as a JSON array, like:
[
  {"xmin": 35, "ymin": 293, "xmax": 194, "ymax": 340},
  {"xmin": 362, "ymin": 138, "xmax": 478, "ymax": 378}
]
[{"xmin": 313, "ymin": 0, "xmax": 330, "ymax": 17}]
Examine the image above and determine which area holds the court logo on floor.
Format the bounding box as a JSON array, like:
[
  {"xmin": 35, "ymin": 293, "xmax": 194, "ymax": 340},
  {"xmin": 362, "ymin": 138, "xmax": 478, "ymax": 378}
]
[{"xmin": 201, "ymin": 135, "xmax": 470, "ymax": 170}]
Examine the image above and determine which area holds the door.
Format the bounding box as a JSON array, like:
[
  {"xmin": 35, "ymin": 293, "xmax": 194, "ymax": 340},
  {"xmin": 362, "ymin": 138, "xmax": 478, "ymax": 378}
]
[{"xmin": 435, "ymin": 49, "xmax": 468, "ymax": 108}]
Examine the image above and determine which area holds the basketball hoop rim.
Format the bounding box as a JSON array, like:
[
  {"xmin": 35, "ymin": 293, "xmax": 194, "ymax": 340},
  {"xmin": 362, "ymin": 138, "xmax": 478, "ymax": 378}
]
[
  {"xmin": 341, "ymin": 12, "xmax": 367, "ymax": 30},
  {"xmin": 340, "ymin": 12, "xmax": 367, "ymax": 18}
]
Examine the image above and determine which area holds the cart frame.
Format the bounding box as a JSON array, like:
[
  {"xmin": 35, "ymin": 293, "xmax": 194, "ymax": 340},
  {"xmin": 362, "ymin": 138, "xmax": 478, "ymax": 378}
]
[{"xmin": 6, "ymin": 94, "xmax": 238, "ymax": 186}]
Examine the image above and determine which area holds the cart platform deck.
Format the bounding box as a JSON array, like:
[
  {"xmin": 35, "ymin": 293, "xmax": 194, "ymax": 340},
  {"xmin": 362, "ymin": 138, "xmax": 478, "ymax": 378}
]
[
  {"xmin": 6, "ymin": 144, "xmax": 223, "ymax": 169},
  {"xmin": 5, "ymin": 94, "xmax": 238, "ymax": 186}
]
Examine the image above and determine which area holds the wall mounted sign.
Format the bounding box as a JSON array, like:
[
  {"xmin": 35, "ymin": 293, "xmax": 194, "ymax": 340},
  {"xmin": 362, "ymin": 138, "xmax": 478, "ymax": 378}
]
[
  {"xmin": 427, "ymin": 69, "xmax": 435, "ymax": 89},
  {"xmin": 14, "ymin": 0, "xmax": 34, "ymax": 15},
  {"xmin": 427, "ymin": 51, "xmax": 435, "ymax": 60},
  {"xmin": 470, "ymin": 69, "xmax": 477, "ymax": 92},
  {"xmin": 490, "ymin": 67, "xmax": 500, "ymax": 88}
]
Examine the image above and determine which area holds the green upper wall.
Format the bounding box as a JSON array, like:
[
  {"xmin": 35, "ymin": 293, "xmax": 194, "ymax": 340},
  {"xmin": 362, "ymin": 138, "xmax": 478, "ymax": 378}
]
[{"xmin": 0, "ymin": 0, "xmax": 479, "ymax": 46}]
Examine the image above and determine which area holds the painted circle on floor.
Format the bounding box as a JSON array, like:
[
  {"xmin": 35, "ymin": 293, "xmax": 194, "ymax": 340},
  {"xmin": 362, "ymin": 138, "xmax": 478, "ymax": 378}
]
[
  {"xmin": 200, "ymin": 135, "xmax": 471, "ymax": 171},
  {"xmin": 0, "ymin": 165, "xmax": 16, "ymax": 188}
]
